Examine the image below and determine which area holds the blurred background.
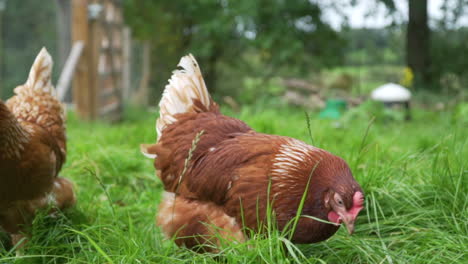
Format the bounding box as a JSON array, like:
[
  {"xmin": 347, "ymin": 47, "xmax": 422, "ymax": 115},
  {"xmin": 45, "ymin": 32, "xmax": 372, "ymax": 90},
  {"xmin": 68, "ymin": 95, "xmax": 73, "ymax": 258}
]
[{"xmin": 0, "ymin": 0, "xmax": 466, "ymax": 118}]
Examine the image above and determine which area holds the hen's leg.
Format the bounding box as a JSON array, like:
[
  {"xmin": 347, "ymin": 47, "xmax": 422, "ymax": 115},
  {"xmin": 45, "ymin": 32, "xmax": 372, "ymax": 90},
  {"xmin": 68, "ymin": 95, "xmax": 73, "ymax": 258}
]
[
  {"xmin": 11, "ymin": 234, "xmax": 27, "ymax": 256},
  {"xmin": 157, "ymin": 192, "xmax": 245, "ymax": 252}
]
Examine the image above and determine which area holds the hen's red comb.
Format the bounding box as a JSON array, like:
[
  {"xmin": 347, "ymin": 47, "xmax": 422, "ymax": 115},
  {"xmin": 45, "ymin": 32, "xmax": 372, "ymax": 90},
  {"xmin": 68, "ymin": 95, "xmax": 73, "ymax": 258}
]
[
  {"xmin": 353, "ymin": 191, "xmax": 364, "ymax": 207},
  {"xmin": 348, "ymin": 191, "xmax": 364, "ymax": 219}
]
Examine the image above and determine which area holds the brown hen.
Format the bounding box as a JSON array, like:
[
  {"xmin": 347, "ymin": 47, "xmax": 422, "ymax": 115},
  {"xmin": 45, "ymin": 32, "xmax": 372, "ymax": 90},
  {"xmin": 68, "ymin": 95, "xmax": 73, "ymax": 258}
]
[
  {"xmin": 142, "ymin": 55, "xmax": 364, "ymax": 251},
  {"xmin": 0, "ymin": 48, "xmax": 76, "ymax": 249}
]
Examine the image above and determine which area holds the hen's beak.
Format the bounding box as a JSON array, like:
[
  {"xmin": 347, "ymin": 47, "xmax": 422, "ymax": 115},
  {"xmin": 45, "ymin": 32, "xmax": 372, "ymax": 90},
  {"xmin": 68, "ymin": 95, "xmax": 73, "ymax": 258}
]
[{"xmin": 340, "ymin": 214, "xmax": 355, "ymax": 235}]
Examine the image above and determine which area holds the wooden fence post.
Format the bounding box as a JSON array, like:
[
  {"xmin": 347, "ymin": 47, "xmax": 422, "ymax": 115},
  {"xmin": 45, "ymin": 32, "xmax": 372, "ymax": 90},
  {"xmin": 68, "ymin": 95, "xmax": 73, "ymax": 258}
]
[
  {"xmin": 122, "ymin": 27, "xmax": 131, "ymax": 100},
  {"xmin": 87, "ymin": 5, "xmax": 101, "ymax": 120},
  {"xmin": 57, "ymin": 41, "xmax": 84, "ymax": 101},
  {"xmin": 72, "ymin": 0, "xmax": 124, "ymax": 121},
  {"xmin": 72, "ymin": 0, "xmax": 92, "ymax": 120}
]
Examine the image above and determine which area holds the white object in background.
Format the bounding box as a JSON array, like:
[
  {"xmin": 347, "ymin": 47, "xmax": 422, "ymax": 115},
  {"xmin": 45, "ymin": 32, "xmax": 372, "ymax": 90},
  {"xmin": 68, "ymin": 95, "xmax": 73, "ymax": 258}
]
[
  {"xmin": 371, "ymin": 83, "xmax": 411, "ymax": 102},
  {"xmin": 57, "ymin": 41, "xmax": 84, "ymax": 102}
]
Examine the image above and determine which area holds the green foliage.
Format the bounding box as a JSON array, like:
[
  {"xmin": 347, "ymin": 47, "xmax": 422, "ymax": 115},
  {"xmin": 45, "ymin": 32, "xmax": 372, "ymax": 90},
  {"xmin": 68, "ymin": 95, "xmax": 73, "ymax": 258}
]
[
  {"xmin": 123, "ymin": 0, "xmax": 345, "ymax": 99},
  {"xmin": 342, "ymin": 27, "xmax": 405, "ymax": 66},
  {"xmin": 431, "ymin": 27, "xmax": 468, "ymax": 92},
  {"xmin": 0, "ymin": 0, "xmax": 58, "ymax": 100},
  {"xmin": 1, "ymin": 102, "xmax": 466, "ymax": 263},
  {"xmin": 239, "ymin": 77, "xmax": 284, "ymax": 104},
  {"xmin": 245, "ymin": 0, "xmax": 345, "ymax": 70}
]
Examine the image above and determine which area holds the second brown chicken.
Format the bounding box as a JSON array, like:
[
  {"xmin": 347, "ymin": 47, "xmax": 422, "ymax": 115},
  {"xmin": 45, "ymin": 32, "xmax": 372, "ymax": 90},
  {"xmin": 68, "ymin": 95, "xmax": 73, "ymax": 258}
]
[{"xmin": 141, "ymin": 54, "xmax": 364, "ymax": 251}]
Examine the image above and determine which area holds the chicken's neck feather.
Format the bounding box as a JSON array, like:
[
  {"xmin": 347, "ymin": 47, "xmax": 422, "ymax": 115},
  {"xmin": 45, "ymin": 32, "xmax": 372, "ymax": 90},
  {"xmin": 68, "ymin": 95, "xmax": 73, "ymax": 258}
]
[
  {"xmin": 270, "ymin": 137, "xmax": 322, "ymax": 184},
  {"xmin": 0, "ymin": 101, "xmax": 30, "ymax": 159}
]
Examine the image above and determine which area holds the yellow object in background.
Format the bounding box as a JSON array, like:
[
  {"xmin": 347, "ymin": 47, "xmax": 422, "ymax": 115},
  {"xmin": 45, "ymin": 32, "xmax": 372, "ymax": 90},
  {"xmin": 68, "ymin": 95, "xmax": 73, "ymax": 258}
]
[{"xmin": 400, "ymin": 67, "xmax": 414, "ymax": 88}]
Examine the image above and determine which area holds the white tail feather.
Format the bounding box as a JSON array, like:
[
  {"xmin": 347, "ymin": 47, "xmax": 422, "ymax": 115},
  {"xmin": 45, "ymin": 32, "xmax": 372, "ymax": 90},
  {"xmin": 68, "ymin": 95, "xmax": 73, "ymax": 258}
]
[
  {"xmin": 156, "ymin": 54, "xmax": 211, "ymax": 140},
  {"xmin": 24, "ymin": 47, "xmax": 55, "ymax": 95},
  {"xmin": 140, "ymin": 144, "xmax": 157, "ymax": 159}
]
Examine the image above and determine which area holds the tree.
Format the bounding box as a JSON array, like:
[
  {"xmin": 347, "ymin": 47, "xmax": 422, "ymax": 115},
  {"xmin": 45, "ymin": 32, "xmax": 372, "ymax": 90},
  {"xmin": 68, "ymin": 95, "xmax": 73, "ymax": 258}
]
[
  {"xmin": 248, "ymin": 0, "xmax": 344, "ymax": 72},
  {"xmin": 368, "ymin": 0, "xmax": 431, "ymax": 88},
  {"xmin": 376, "ymin": 0, "xmax": 468, "ymax": 90},
  {"xmin": 407, "ymin": 0, "xmax": 431, "ymax": 88}
]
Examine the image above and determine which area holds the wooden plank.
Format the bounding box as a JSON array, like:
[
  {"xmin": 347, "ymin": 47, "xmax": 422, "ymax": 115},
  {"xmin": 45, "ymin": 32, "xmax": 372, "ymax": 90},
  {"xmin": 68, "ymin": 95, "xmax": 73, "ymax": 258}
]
[
  {"xmin": 72, "ymin": 0, "xmax": 91, "ymax": 120},
  {"xmin": 93, "ymin": 0, "xmax": 123, "ymax": 121},
  {"xmin": 122, "ymin": 27, "xmax": 131, "ymax": 100},
  {"xmin": 57, "ymin": 41, "xmax": 84, "ymax": 102},
  {"xmin": 55, "ymin": 0, "xmax": 72, "ymax": 74},
  {"xmin": 71, "ymin": 0, "xmax": 125, "ymax": 121},
  {"xmin": 102, "ymin": 18, "xmax": 121, "ymax": 97},
  {"xmin": 88, "ymin": 6, "xmax": 102, "ymax": 120}
]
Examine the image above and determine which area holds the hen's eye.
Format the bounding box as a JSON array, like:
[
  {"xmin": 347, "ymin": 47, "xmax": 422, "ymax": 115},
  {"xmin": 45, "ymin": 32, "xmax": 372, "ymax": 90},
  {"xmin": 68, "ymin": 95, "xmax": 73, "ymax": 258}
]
[{"xmin": 333, "ymin": 193, "xmax": 344, "ymax": 206}]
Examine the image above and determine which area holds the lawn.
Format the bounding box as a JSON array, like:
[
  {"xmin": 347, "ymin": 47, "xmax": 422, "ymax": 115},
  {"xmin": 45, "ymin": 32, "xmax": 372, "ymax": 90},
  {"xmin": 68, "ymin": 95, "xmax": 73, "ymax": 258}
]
[{"xmin": 1, "ymin": 101, "xmax": 467, "ymax": 263}]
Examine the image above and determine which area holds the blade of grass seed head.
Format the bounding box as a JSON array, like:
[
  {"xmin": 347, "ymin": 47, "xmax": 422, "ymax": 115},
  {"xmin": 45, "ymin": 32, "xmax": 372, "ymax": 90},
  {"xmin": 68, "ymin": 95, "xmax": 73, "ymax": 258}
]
[
  {"xmin": 355, "ymin": 116, "xmax": 375, "ymax": 167},
  {"xmin": 359, "ymin": 116, "xmax": 375, "ymax": 154},
  {"xmin": 98, "ymin": 145, "xmax": 119, "ymax": 174},
  {"xmin": 175, "ymin": 130, "xmax": 205, "ymax": 194},
  {"xmin": 304, "ymin": 111, "xmax": 314, "ymax": 145},
  {"xmin": 67, "ymin": 228, "xmax": 115, "ymax": 264},
  {"xmin": 171, "ymin": 130, "xmax": 205, "ymax": 226},
  {"xmin": 85, "ymin": 161, "xmax": 116, "ymax": 218}
]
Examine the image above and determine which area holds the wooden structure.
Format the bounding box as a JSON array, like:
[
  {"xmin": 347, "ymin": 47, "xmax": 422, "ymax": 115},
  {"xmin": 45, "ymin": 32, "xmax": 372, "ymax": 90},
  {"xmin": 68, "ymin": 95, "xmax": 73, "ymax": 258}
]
[
  {"xmin": 57, "ymin": 41, "xmax": 84, "ymax": 101},
  {"xmin": 72, "ymin": 0, "xmax": 127, "ymax": 121}
]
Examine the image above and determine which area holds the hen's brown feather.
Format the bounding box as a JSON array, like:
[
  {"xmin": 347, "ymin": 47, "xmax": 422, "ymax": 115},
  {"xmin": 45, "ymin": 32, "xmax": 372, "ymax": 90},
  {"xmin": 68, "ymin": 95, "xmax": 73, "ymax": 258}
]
[
  {"xmin": 157, "ymin": 192, "xmax": 245, "ymax": 252},
  {"xmin": 149, "ymin": 106, "xmax": 251, "ymax": 193},
  {"xmin": 6, "ymin": 90, "xmax": 66, "ymax": 160},
  {"xmin": 0, "ymin": 120, "xmax": 59, "ymax": 204},
  {"xmin": 0, "ymin": 48, "xmax": 75, "ymax": 248}
]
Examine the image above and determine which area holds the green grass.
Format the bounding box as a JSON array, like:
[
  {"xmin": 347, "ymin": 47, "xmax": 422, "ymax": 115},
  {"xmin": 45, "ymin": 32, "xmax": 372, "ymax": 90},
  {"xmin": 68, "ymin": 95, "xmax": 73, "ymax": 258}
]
[{"xmin": 1, "ymin": 101, "xmax": 467, "ymax": 263}]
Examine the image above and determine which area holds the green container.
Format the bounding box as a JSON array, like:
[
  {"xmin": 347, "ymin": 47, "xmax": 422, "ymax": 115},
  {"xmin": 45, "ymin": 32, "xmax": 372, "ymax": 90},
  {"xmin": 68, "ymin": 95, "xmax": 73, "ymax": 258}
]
[{"xmin": 319, "ymin": 99, "xmax": 347, "ymax": 119}]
